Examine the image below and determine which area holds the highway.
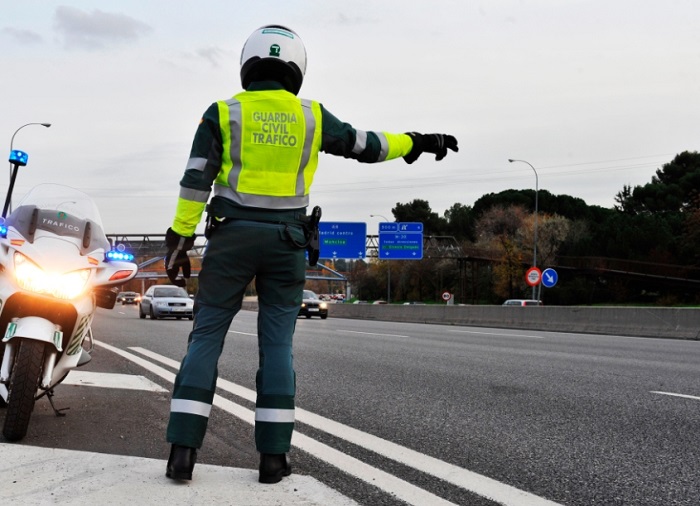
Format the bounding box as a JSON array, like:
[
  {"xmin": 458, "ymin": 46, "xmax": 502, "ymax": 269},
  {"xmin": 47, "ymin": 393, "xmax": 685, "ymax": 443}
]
[{"xmin": 2, "ymin": 306, "xmax": 700, "ymax": 505}]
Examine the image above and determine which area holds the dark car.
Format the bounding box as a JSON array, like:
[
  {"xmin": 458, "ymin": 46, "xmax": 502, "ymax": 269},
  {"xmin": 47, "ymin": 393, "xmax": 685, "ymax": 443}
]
[
  {"xmin": 117, "ymin": 291, "xmax": 141, "ymax": 305},
  {"xmin": 139, "ymin": 285, "xmax": 194, "ymax": 320},
  {"xmin": 299, "ymin": 290, "xmax": 328, "ymax": 319}
]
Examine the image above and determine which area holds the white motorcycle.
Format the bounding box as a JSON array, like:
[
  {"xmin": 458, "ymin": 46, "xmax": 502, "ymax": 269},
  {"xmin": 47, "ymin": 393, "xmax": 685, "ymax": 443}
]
[{"xmin": 0, "ymin": 183, "xmax": 138, "ymax": 441}]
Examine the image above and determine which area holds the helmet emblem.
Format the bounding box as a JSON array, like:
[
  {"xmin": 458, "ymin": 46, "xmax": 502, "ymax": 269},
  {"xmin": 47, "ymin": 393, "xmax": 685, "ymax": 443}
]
[{"xmin": 269, "ymin": 44, "xmax": 281, "ymax": 57}]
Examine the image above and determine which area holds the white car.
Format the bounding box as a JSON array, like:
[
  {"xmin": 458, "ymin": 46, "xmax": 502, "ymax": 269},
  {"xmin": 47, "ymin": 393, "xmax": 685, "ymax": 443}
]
[
  {"xmin": 502, "ymin": 299, "xmax": 542, "ymax": 306},
  {"xmin": 139, "ymin": 285, "xmax": 194, "ymax": 320}
]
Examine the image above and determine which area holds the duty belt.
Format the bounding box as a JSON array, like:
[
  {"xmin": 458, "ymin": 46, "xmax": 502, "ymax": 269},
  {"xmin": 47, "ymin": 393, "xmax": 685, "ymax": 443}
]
[{"xmin": 204, "ymin": 204, "xmax": 322, "ymax": 266}]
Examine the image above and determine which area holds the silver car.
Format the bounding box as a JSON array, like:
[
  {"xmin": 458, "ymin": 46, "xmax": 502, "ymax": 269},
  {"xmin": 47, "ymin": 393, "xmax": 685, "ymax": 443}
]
[{"xmin": 139, "ymin": 285, "xmax": 194, "ymax": 320}]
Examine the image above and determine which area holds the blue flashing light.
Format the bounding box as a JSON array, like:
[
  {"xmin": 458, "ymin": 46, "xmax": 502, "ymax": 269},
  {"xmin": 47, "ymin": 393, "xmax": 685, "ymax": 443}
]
[
  {"xmin": 9, "ymin": 150, "xmax": 28, "ymax": 166},
  {"xmin": 0, "ymin": 224, "xmax": 7, "ymax": 238},
  {"xmin": 106, "ymin": 250, "xmax": 134, "ymax": 262}
]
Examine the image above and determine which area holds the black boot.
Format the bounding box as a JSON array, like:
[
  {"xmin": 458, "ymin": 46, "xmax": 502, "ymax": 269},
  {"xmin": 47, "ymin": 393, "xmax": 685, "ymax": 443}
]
[
  {"xmin": 259, "ymin": 453, "xmax": 292, "ymax": 484},
  {"xmin": 166, "ymin": 444, "xmax": 197, "ymax": 480}
]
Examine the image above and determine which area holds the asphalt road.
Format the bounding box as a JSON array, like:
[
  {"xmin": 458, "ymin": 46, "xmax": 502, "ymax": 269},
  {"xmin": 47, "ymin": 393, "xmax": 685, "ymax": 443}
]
[{"xmin": 2, "ymin": 306, "xmax": 699, "ymax": 505}]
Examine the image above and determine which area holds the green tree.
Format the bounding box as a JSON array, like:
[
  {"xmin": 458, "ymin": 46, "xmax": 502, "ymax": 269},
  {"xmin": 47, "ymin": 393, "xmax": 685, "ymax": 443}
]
[
  {"xmin": 444, "ymin": 203, "xmax": 475, "ymax": 241},
  {"xmin": 392, "ymin": 199, "xmax": 446, "ymax": 234},
  {"xmin": 680, "ymin": 192, "xmax": 700, "ymax": 266},
  {"xmin": 614, "ymin": 184, "xmax": 640, "ymax": 214},
  {"xmin": 627, "ymin": 151, "xmax": 700, "ymax": 214},
  {"xmin": 536, "ymin": 214, "xmax": 571, "ymax": 268},
  {"xmin": 475, "ymin": 205, "xmax": 529, "ymax": 298},
  {"xmin": 473, "ymin": 189, "xmax": 591, "ymax": 222}
]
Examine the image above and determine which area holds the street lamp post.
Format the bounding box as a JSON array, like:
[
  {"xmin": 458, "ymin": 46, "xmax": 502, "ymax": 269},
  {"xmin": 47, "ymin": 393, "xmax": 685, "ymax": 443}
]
[
  {"xmin": 370, "ymin": 213, "xmax": 392, "ymax": 303},
  {"xmin": 8, "ymin": 122, "xmax": 51, "ymax": 213},
  {"xmin": 508, "ymin": 159, "xmax": 539, "ymax": 300}
]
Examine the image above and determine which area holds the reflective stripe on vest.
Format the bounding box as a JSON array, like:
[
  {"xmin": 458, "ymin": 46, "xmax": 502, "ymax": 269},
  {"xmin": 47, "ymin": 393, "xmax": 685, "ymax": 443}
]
[{"xmin": 215, "ymin": 90, "xmax": 321, "ymax": 209}]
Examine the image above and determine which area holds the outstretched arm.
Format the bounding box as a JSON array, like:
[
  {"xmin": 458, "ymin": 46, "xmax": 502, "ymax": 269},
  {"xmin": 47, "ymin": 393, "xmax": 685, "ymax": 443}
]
[{"xmin": 319, "ymin": 105, "xmax": 457, "ymax": 164}]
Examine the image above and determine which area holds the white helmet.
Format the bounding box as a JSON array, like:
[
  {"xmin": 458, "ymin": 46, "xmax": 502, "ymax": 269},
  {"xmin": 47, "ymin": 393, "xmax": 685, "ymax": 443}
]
[{"xmin": 240, "ymin": 25, "xmax": 307, "ymax": 95}]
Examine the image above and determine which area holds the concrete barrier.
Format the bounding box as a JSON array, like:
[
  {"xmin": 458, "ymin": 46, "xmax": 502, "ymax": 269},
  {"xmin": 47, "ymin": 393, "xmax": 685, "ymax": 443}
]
[{"xmin": 242, "ymin": 299, "xmax": 700, "ymax": 340}]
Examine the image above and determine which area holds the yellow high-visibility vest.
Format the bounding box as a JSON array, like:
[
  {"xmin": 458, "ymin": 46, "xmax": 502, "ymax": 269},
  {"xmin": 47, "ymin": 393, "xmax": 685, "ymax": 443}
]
[{"xmin": 215, "ymin": 89, "xmax": 323, "ymax": 209}]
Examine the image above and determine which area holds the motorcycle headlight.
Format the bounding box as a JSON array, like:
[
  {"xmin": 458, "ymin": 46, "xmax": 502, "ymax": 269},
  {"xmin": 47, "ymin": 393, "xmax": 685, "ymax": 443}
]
[{"xmin": 14, "ymin": 252, "xmax": 91, "ymax": 300}]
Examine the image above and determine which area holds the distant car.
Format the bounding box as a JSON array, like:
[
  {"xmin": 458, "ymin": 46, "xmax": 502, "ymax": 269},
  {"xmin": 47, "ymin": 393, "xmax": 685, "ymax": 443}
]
[
  {"xmin": 299, "ymin": 290, "xmax": 328, "ymax": 319},
  {"xmin": 502, "ymin": 299, "xmax": 543, "ymax": 306},
  {"xmin": 372, "ymin": 300, "xmax": 388, "ymax": 305},
  {"xmin": 139, "ymin": 285, "xmax": 194, "ymax": 320},
  {"xmin": 117, "ymin": 291, "xmax": 140, "ymax": 305}
]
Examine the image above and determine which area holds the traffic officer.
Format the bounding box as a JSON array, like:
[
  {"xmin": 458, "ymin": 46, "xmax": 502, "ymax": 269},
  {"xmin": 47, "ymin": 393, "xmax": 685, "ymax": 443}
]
[{"xmin": 164, "ymin": 24, "xmax": 458, "ymax": 484}]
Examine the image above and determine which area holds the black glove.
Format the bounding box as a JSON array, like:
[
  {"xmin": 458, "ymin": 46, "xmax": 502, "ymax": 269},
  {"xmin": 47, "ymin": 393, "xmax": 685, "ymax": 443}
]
[
  {"xmin": 165, "ymin": 227, "xmax": 195, "ymax": 287},
  {"xmin": 403, "ymin": 133, "xmax": 459, "ymax": 164}
]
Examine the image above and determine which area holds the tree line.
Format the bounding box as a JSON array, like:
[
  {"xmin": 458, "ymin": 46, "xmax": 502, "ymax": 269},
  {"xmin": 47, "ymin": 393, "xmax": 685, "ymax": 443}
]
[{"xmin": 308, "ymin": 151, "xmax": 700, "ymax": 306}]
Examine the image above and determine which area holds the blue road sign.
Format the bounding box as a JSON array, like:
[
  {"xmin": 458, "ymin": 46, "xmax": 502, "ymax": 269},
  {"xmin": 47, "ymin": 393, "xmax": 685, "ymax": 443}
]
[
  {"xmin": 541, "ymin": 268, "xmax": 558, "ymax": 288},
  {"xmin": 378, "ymin": 222, "xmax": 423, "ymax": 260},
  {"xmin": 319, "ymin": 222, "xmax": 366, "ymax": 259}
]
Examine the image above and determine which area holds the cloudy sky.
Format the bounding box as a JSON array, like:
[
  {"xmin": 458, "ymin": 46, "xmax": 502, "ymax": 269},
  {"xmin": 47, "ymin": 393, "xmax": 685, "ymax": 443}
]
[{"xmin": 2, "ymin": 1, "xmax": 699, "ymax": 235}]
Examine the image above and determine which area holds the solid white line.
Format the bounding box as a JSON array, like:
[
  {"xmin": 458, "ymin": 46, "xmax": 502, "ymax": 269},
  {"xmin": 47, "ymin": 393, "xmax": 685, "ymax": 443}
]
[
  {"xmin": 213, "ymin": 394, "xmax": 457, "ymax": 506},
  {"xmin": 95, "ymin": 342, "xmax": 455, "ymax": 506},
  {"xmin": 651, "ymin": 391, "xmax": 700, "ymax": 401},
  {"xmin": 449, "ymin": 330, "xmax": 545, "ymax": 339},
  {"xmin": 127, "ymin": 345, "xmax": 561, "ymax": 506},
  {"xmin": 227, "ymin": 330, "xmax": 257, "ymax": 336},
  {"xmin": 337, "ymin": 330, "xmax": 410, "ymax": 338}
]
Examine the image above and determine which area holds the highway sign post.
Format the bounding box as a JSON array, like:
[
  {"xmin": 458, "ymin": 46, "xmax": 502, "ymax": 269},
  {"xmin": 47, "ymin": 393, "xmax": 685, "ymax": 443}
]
[
  {"xmin": 378, "ymin": 222, "xmax": 423, "ymax": 260},
  {"xmin": 319, "ymin": 222, "xmax": 366, "ymax": 259}
]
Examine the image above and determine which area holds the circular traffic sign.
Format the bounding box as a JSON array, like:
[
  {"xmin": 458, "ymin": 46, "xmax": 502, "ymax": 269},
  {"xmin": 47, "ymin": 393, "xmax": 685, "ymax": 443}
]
[
  {"xmin": 525, "ymin": 267, "xmax": 541, "ymax": 287},
  {"xmin": 441, "ymin": 291, "xmax": 452, "ymax": 301},
  {"xmin": 541, "ymin": 268, "xmax": 558, "ymax": 288}
]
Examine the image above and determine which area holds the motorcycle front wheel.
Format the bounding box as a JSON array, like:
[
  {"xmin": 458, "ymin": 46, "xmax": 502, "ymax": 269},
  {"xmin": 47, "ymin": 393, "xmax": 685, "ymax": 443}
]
[{"xmin": 3, "ymin": 338, "xmax": 45, "ymax": 442}]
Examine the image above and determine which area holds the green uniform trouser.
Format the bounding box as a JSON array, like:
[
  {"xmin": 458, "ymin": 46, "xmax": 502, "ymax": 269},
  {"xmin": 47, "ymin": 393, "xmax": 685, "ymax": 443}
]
[{"xmin": 166, "ymin": 219, "xmax": 306, "ymax": 454}]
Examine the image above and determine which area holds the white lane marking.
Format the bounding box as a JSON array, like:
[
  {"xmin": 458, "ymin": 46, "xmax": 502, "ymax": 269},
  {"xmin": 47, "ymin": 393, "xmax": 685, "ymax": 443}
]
[
  {"xmin": 95, "ymin": 342, "xmax": 455, "ymax": 506},
  {"xmin": 126, "ymin": 345, "xmax": 562, "ymax": 506},
  {"xmin": 337, "ymin": 330, "xmax": 410, "ymax": 338},
  {"xmin": 448, "ymin": 328, "xmax": 668, "ymax": 340},
  {"xmin": 228, "ymin": 330, "xmax": 257, "ymax": 336},
  {"xmin": 651, "ymin": 391, "xmax": 700, "ymax": 401},
  {"xmin": 212, "ymin": 392, "xmax": 455, "ymax": 506},
  {"xmin": 62, "ymin": 371, "xmax": 167, "ymax": 392},
  {"xmin": 449, "ymin": 330, "xmax": 545, "ymax": 339}
]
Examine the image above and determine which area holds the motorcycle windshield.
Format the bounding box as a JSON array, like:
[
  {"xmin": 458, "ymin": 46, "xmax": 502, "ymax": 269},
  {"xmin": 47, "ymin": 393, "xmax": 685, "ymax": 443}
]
[{"xmin": 5, "ymin": 184, "xmax": 111, "ymax": 254}]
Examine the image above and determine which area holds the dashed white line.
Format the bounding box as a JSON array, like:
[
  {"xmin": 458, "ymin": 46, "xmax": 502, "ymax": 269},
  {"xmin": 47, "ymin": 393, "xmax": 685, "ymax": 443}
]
[
  {"xmin": 651, "ymin": 391, "xmax": 700, "ymax": 401},
  {"xmin": 337, "ymin": 330, "xmax": 410, "ymax": 338},
  {"xmin": 449, "ymin": 329, "xmax": 545, "ymax": 339},
  {"xmin": 228, "ymin": 330, "xmax": 257, "ymax": 336}
]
